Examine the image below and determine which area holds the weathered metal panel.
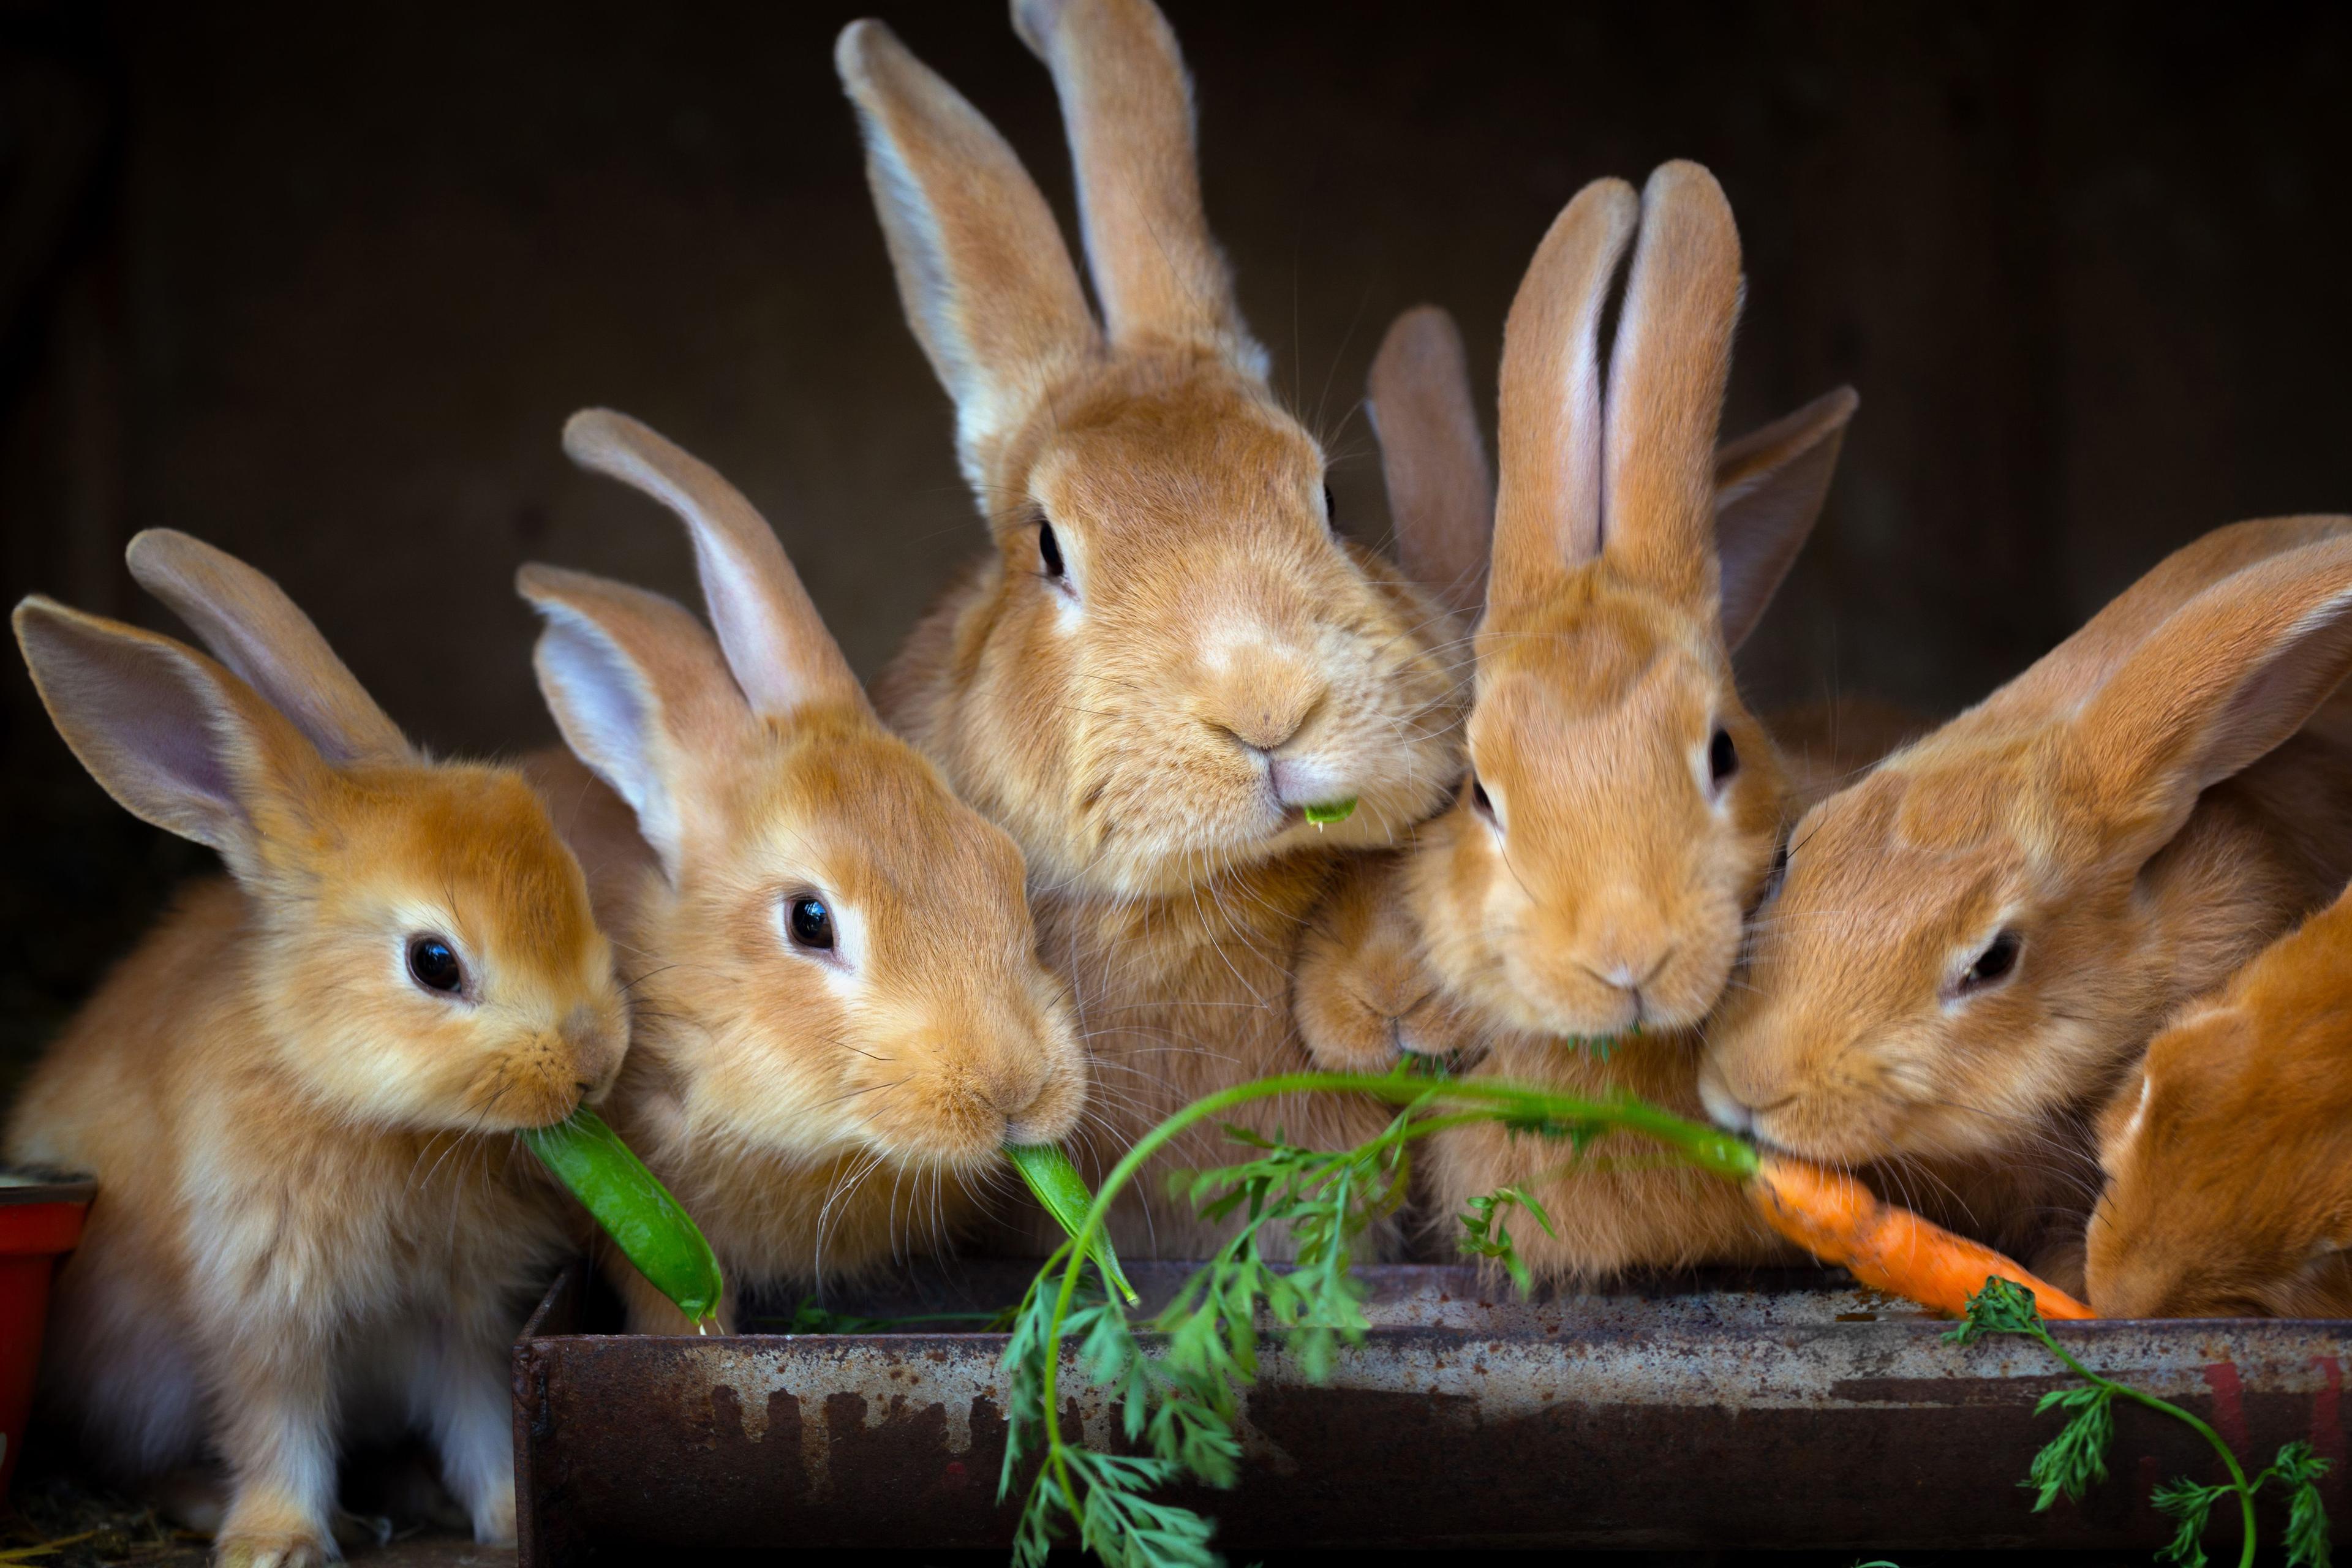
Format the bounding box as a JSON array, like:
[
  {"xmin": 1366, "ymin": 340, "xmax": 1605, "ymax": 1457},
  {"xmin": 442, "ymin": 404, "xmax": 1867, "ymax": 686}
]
[{"xmin": 511, "ymin": 1261, "xmax": 2352, "ymax": 1564}]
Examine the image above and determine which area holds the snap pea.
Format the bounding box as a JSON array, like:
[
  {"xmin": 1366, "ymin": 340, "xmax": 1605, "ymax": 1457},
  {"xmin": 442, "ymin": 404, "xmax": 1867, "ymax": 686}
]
[
  {"xmin": 1303, "ymin": 797, "xmax": 1357, "ymax": 826},
  {"xmin": 1005, "ymin": 1142, "xmax": 1139, "ymax": 1306},
  {"xmin": 523, "ymin": 1109, "xmax": 724, "ymax": 1328}
]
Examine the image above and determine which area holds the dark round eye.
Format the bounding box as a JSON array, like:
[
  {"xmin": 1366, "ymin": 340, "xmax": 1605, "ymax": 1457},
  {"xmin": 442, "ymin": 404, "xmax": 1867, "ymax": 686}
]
[
  {"xmin": 407, "ymin": 935, "xmax": 464, "ymax": 995},
  {"xmin": 1959, "ymin": 930, "xmax": 2021, "ymax": 993},
  {"xmin": 1708, "ymin": 726, "xmax": 1739, "ymax": 786},
  {"xmin": 1036, "ymin": 520, "xmax": 1065, "ymax": 580},
  {"xmin": 1322, "ymin": 483, "xmax": 1338, "ymax": 532},
  {"xmin": 1470, "ymin": 774, "xmax": 1495, "ymax": 821},
  {"xmin": 788, "ymin": 896, "xmax": 835, "ymax": 951}
]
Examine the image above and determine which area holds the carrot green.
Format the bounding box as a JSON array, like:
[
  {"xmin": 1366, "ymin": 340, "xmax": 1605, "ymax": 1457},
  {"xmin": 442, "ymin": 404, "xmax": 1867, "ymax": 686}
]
[{"xmin": 1006, "ymin": 1142, "xmax": 1139, "ymax": 1306}]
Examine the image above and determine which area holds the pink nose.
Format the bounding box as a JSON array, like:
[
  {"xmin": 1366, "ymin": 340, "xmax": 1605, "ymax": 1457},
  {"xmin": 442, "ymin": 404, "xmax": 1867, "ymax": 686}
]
[
  {"xmin": 1581, "ymin": 933, "xmax": 1675, "ymax": 998},
  {"xmin": 1202, "ymin": 647, "xmax": 1324, "ymax": 755}
]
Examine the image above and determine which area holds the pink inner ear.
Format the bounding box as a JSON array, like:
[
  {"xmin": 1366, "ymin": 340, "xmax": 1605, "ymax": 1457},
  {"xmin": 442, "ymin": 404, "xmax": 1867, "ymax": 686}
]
[
  {"xmin": 73, "ymin": 632, "xmax": 243, "ymax": 820},
  {"xmin": 17, "ymin": 606, "xmax": 265, "ymax": 864},
  {"xmin": 1493, "ymin": 181, "xmax": 1639, "ymax": 602},
  {"xmin": 2190, "ymin": 591, "xmax": 2352, "ymax": 792},
  {"xmin": 1569, "ymin": 249, "xmax": 1625, "ymax": 564}
]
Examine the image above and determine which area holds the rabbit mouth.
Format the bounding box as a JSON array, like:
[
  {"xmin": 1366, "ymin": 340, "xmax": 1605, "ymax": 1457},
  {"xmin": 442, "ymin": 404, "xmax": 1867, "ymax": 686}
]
[{"xmin": 467, "ymin": 1067, "xmax": 590, "ymax": 1132}]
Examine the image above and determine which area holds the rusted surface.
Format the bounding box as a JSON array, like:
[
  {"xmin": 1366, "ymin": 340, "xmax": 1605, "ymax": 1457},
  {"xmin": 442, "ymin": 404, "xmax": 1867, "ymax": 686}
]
[{"xmin": 512, "ymin": 1261, "xmax": 2352, "ymax": 1563}]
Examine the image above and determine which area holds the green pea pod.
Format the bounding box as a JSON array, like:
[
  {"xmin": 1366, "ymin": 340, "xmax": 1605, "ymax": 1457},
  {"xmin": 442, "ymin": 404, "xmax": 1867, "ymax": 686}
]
[
  {"xmin": 524, "ymin": 1109, "xmax": 725, "ymax": 1329},
  {"xmin": 1006, "ymin": 1143, "xmax": 1139, "ymax": 1306},
  {"xmin": 1303, "ymin": 797, "xmax": 1357, "ymax": 826}
]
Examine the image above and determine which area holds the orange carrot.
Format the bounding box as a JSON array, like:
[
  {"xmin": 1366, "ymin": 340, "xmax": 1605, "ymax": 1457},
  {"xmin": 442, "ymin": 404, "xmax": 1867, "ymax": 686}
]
[
  {"xmin": 1749, "ymin": 1152, "xmax": 2094, "ymax": 1321},
  {"xmin": 1183, "ymin": 1074, "xmax": 2098, "ymax": 1322}
]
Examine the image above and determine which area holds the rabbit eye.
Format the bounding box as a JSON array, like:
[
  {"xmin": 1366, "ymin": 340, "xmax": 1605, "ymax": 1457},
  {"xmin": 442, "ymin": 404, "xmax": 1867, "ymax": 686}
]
[
  {"xmin": 407, "ymin": 934, "xmax": 465, "ymax": 996},
  {"xmin": 1036, "ymin": 521, "xmax": 1065, "ymax": 580},
  {"xmin": 1469, "ymin": 772, "xmax": 1498, "ymax": 827},
  {"xmin": 1957, "ymin": 930, "xmax": 2022, "ymax": 994},
  {"xmin": 788, "ymin": 896, "xmax": 836, "ymax": 951},
  {"xmin": 1708, "ymin": 727, "xmax": 1739, "ymax": 788}
]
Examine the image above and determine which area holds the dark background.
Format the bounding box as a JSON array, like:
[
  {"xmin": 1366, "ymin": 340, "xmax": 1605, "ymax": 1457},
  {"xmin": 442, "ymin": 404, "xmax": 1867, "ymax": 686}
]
[{"xmin": 4, "ymin": 0, "xmax": 2350, "ymax": 1091}]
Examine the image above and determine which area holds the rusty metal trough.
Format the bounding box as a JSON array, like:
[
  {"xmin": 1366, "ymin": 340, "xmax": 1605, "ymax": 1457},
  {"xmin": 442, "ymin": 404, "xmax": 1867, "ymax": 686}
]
[{"xmin": 510, "ymin": 1259, "xmax": 2352, "ymax": 1562}]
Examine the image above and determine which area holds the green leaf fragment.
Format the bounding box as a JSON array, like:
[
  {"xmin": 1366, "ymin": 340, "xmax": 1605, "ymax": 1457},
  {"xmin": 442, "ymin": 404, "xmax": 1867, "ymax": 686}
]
[
  {"xmin": 1457, "ymin": 1185, "xmax": 1557, "ymax": 1295},
  {"xmin": 1302, "ymin": 797, "xmax": 1357, "ymax": 826},
  {"xmin": 2153, "ymin": 1477, "xmax": 2228, "ymax": 1568},
  {"xmin": 522, "ymin": 1108, "xmax": 723, "ymax": 1326},
  {"xmin": 1957, "ymin": 1277, "xmax": 2337, "ymax": 1568},
  {"xmin": 2024, "ymin": 1384, "xmax": 2114, "ymax": 1510},
  {"xmin": 2263, "ymin": 1442, "xmax": 2333, "ymax": 1568},
  {"xmin": 1006, "ymin": 1142, "xmax": 1140, "ymax": 1306}
]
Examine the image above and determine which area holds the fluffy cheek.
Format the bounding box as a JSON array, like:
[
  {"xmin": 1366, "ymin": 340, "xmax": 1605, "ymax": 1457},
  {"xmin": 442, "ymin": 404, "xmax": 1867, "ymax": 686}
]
[
  {"xmin": 1317, "ymin": 654, "xmax": 1465, "ymax": 835},
  {"xmin": 1084, "ymin": 719, "xmax": 1274, "ymax": 888},
  {"xmin": 1012, "ymin": 985, "xmax": 1089, "ymax": 1147},
  {"xmin": 688, "ymin": 997, "xmax": 867, "ymax": 1157},
  {"xmin": 1719, "ymin": 1016, "xmax": 1937, "ymax": 1167},
  {"xmin": 1411, "ymin": 816, "xmax": 1526, "ymax": 1022},
  {"xmin": 1642, "ymin": 876, "xmax": 1750, "ymax": 1030},
  {"xmin": 271, "ymin": 969, "xmax": 488, "ymax": 1129},
  {"xmin": 1898, "ymin": 1008, "xmax": 2095, "ymax": 1163},
  {"xmin": 2082, "ymin": 1201, "xmax": 2173, "ymax": 1316}
]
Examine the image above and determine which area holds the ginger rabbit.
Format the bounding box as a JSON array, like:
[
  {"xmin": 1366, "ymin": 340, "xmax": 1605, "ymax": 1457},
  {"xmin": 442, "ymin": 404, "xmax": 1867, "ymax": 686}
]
[
  {"xmin": 1292, "ymin": 163, "xmax": 1869, "ymax": 1280},
  {"xmin": 2086, "ymin": 870, "xmax": 2352, "ymax": 1317},
  {"xmin": 518, "ymin": 410, "xmax": 1088, "ymax": 1329},
  {"xmin": 838, "ymin": 0, "xmax": 1466, "ymax": 1251},
  {"xmin": 1702, "ymin": 519, "xmax": 2352, "ymax": 1274},
  {"xmin": 8, "ymin": 532, "xmax": 625, "ymax": 1566}
]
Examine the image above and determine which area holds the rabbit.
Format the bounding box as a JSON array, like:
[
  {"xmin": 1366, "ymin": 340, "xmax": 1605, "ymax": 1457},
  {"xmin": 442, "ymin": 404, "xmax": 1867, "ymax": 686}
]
[
  {"xmin": 1698, "ymin": 518, "xmax": 2352, "ymax": 1276},
  {"xmin": 1289, "ymin": 165, "xmax": 1874, "ymax": 1280},
  {"xmin": 835, "ymin": 0, "xmax": 1469, "ymax": 1252},
  {"xmin": 2084, "ymin": 871, "xmax": 2352, "ymax": 1318},
  {"xmin": 5, "ymin": 531, "xmax": 627, "ymax": 1567},
  {"xmin": 515, "ymin": 409, "xmax": 1089, "ymax": 1331}
]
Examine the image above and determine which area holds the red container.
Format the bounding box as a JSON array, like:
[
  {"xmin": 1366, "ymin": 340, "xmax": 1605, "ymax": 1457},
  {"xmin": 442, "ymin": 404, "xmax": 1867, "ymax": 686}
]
[{"xmin": 0, "ymin": 1172, "xmax": 94, "ymax": 1499}]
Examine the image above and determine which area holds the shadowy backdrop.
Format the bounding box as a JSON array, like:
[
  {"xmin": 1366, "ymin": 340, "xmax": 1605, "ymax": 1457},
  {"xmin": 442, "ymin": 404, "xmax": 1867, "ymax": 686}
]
[{"xmin": 4, "ymin": 0, "xmax": 2349, "ymax": 1089}]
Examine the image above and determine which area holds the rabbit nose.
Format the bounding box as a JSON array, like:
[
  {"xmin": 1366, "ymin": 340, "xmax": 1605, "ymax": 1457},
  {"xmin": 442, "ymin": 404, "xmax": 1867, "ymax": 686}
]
[
  {"xmin": 563, "ymin": 1005, "xmax": 625, "ymax": 1096},
  {"xmin": 1202, "ymin": 647, "xmax": 1325, "ymax": 754},
  {"xmin": 984, "ymin": 1043, "xmax": 1082, "ymax": 1144},
  {"xmin": 1581, "ymin": 944, "xmax": 1676, "ymax": 1000},
  {"xmin": 1213, "ymin": 707, "xmax": 1313, "ymax": 756}
]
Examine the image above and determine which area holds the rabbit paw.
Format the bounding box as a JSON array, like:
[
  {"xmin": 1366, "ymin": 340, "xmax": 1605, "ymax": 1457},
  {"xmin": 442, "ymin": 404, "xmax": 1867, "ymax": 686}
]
[
  {"xmin": 472, "ymin": 1493, "xmax": 518, "ymax": 1547},
  {"xmin": 1300, "ymin": 967, "xmax": 1482, "ymax": 1068},
  {"xmin": 1295, "ymin": 865, "xmax": 1482, "ymax": 1069},
  {"xmin": 214, "ymin": 1532, "xmax": 333, "ymax": 1568}
]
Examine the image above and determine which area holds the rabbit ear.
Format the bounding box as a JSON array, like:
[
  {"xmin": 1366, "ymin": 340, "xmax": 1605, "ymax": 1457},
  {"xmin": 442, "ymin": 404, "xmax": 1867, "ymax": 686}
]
[
  {"xmin": 837, "ymin": 18, "xmax": 1101, "ymax": 482},
  {"xmin": 1488, "ymin": 177, "xmax": 1639, "ymax": 614},
  {"xmin": 2067, "ymin": 537, "xmax": 2352, "ymax": 861},
  {"xmin": 1368, "ymin": 306, "xmax": 1493, "ymax": 620},
  {"xmin": 1012, "ymin": 0, "xmax": 1259, "ymax": 369},
  {"xmin": 517, "ymin": 564, "xmax": 753, "ymax": 883},
  {"xmin": 1990, "ymin": 515, "xmax": 2352, "ymax": 729},
  {"xmin": 563, "ymin": 410, "xmax": 871, "ymax": 725},
  {"xmin": 1711, "ymin": 386, "xmax": 1859, "ymax": 650},
  {"xmin": 123, "ymin": 529, "xmax": 411, "ymax": 766},
  {"xmin": 13, "ymin": 596, "xmax": 325, "ymax": 884},
  {"xmin": 1601, "ymin": 161, "xmax": 1744, "ymax": 605}
]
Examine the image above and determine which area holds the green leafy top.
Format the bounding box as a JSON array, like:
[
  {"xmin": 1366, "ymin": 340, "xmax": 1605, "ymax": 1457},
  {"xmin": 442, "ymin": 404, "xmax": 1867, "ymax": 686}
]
[{"xmin": 1953, "ymin": 1278, "xmax": 2331, "ymax": 1568}]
